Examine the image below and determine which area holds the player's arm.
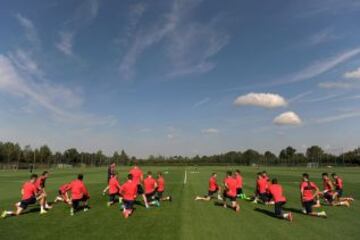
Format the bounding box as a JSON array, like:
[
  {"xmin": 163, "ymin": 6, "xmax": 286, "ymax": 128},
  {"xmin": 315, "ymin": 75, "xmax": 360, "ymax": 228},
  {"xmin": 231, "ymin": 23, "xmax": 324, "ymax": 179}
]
[{"xmin": 313, "ymin": 185, "xmax": 320, "ymax": 199}]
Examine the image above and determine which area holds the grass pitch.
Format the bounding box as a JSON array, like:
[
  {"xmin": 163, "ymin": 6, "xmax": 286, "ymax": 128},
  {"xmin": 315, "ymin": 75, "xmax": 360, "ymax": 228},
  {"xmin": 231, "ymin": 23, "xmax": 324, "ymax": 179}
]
[{"xmin": 0, "ymin": 166, "xmax": 359, "ymax": 240}]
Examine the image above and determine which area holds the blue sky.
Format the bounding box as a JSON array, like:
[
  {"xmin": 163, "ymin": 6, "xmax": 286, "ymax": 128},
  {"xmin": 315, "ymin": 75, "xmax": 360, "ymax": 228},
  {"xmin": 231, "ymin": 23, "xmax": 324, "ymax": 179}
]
[{"xmin": 1, "ymin": 0, "xmax": 360, "ymax": 157}]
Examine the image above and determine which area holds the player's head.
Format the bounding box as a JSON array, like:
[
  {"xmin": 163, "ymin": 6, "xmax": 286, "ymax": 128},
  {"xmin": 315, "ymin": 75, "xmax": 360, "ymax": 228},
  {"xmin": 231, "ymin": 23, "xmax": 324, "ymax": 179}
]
[
  {"xmin": 322, "ymin": 172, "xmax": 329, "ymax": 180},
  {"xmin": 147, "ymin": 171, "xmax": 152, "ymax": 176},
  {"xmin": 42, "ymin": 171, "xmax": 49, "ymax": 177},
  {"xmin": 133, "ymin": 160, "xmax": 138, "ymax": 167},
  {"xmin": 261, "ymin": 171, "xmax": 267, "ymax": 176},
  {"xmin": 158, "ymin": 171, "xmax": 162, "ymax": 177},
  {"xmin": 257, "ymin": 172, "xmax": 262, "ymax": 179},
  {"xmin": 77, "ymin": 174, "xmax": 84, "ymax": 180},
  {"xmin": 211, "ymin": 172, "xmax": 216, "ymax": 177},
  {"xmin": 271, "ymin": 178, "xmax": 278, "ymax": 184},
  {"xmin": 302, "ymin": 173, "xmax": 309, "ymax": 181},
  {"xmin": 30, "ymin": 174, "xmax": 38, "ymax": 182},
  {"xmin": 331, "ymin": 173, "xmax": 337, "ymax": 178},
  {"xmin": 236, "ymin": 169, "xmax": 241, "ymax": 175},
  {"xmin": 226, "ymin": 171, "xmax": 232, "ymax": 177},
  {"xmin": 111, "ymin": 172, "xmax": 118, "ymax": 178},
  {"xmin": 128, "ymin": 174, "xmax": 133, "ymax": 180}
]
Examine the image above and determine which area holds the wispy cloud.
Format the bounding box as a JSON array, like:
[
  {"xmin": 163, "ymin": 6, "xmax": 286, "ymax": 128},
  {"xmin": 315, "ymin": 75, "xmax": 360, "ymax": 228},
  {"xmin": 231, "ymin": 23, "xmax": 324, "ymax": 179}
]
[
  {"xmin": 288, "ymin": 90, "xmax": 313, "ymax": 103},
  {"xmin": 193, "ymin": 97, "xmax": 210, "ymax": 108},
  {"xmin": 0, "ymin": 51, "xmax": 116, "ymax": 126},
  {"xmin": 315, "ymin": 110, "xmax": 360, "ymax": 124},
  {"xmin": 201, "ymin": 128, "xmax": 219, "ymax": 134},
  {"xmin": 56, "ymin": 31, "xmax": 74, "ymax": 56},
  {"xmin": 308, "ymin": 28, "xmax": 338, "ymax": 46},
  {"xmin": 318, "ymin": 81, "xmax": 352, "ymax": 89},
  {"xmin": 119, "ymin": 0, "xmax": 228, "ymax": 80},
  {"xmin": 344, "ymin": 67, "xmax": 360, "ymax": 79},
  {"xmin": 15, "ymin": 13, "xmax": 40, "ymax": 47}
]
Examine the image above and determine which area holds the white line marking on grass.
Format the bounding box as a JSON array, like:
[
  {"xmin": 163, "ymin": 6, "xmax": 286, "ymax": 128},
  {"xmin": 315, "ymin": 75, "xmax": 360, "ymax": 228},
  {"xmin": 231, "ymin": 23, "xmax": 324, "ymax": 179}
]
[{"xmin": 184, "ymin": 170, "xmax": 187, "ymax": 185}]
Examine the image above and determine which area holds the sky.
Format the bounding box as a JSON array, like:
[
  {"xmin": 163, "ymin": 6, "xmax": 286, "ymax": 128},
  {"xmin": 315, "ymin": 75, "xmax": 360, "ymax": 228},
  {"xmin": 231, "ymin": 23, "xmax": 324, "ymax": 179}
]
[{"xmin": 0, "ymin": 0, "xmax": 360, "ymax": 157}]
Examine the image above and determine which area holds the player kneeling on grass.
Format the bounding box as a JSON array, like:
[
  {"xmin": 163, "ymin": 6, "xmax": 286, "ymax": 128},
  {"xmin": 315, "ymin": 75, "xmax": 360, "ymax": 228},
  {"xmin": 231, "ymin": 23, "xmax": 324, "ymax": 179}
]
[
  {"xmin": 144, "ymin": 171, "xmax": 160, "ymax": 207},
  {"xmin": 300, "ymin": 173, "xmax": 327, "ymax": 218},
  {"xmin": 195, "ymin": 172, "xmax": 222, "ymax": 201},
  {"xmin": 105, "ymin": 173, "xmax": 122, "ymax": 207},
  {"xmin": 120, "ymin": 174, "xmax": 137, "ymax": 219},
  {"xmin": 69, "ymin": 174, "xmax": 90, "ymax": 216},
  {"xmin": 321, "ymin": 173, "xmax": 350, "ymax": 207},
  {"xmin": 222, "ymin": 171, "xmax": 240, "ymax": 212},
  {"xmin": 2, "ymin": 174, "xmax": 46, "ymax": 218},
  {"xmin": 156, "ymin": 172, "xmax": 172, "ymax": 201},
  {"xmin": 331, "ymin": 173, "xmax": 354, "ymax": 202},
  {"xmin": 268, "ymin": 178, "xmax": 293, "ymax": 222},
  {"xmin": 253, "ymin": 172, "xmax": 270, "ymax": 204},
  {"xmin": 54, "ymin": 183, "xmax": 71, "ymax": 205}
]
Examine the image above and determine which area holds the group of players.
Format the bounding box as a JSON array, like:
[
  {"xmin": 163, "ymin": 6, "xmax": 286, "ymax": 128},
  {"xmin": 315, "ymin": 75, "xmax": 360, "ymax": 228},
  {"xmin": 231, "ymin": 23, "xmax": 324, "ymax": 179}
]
[
  {"xmin": 1, "ymin": 163, "xmax": 172, "ymax": 219},
  {"xmin": 195, "ymin": 170, "xmax": 354, "ymax": 222}
]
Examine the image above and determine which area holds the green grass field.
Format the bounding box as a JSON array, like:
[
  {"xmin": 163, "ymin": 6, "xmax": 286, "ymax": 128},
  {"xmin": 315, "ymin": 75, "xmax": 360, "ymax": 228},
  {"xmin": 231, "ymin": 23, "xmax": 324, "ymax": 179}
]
[{"xmin": 0, "ymin": 166, "xmax": 359, "ymax": 240}]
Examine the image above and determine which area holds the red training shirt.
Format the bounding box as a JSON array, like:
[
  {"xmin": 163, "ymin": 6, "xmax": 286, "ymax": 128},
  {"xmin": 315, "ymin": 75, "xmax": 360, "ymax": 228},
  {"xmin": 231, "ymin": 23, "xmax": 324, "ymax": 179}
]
[
  {"xmin": 269, "ymin": 184, "xmax": 286, "ymax": 203},
  {"xmin": 121, "ymin": 180, "xmax": 137, "ymax": 201},
  {"xmin": 22, "ymin": 181, "xmax": 37, "ymax": 200}
]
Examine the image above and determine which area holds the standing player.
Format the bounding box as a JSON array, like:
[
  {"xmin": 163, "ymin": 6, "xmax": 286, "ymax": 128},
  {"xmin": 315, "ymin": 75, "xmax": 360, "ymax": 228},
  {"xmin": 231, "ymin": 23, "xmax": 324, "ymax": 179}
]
[
  {"xmin": 195, "ymin": 172, "xmax": 222, "ymax": 201},
  {"xmin": 300, "ymin": 173, "xmax": 327, "ymax": 217},
  {"xmin": 120, "ymin": 174, "xmax": 137, "ymax": 218},
  {"xmin": 331, "ymin": 173, "xmax": 354, "ymax": 202},
  {"xmin": 102, "ymin": 162, "xmax": 116, "ymax": 195},
  {"xmin": 129, "ymin": 163, "xmax": 149, "ymax": 208},
  {"xmin": 222, "ymin": 171, "xmax": 240, "ymax": 212},
  {"xmin": 34, "ymin": 171, "xmax": 52, "ymax": 213},
  {"xmin": 156, "ymin": 172, "xmax": 172, "ymax": 201},
  {"xmin": 69, "ymin": 174, "xmax": 90, "ymax": 216},
  {"xmin": 106, "ymin": 173, "xmax": 122, "ymax": 206},
  {"xmin": 321, "ymin": 173, "xmax": 350, "ymax": 207},
  {"xmin": 268, "ymin": 178, "xmax": 293, "ymax": 221},
  {"xmin": 2, "ymin": 174, "xmax": 46, "ymax": 218},
  {"xmin": 143, "ymin": 171, "xmax": 160, "ymax": 207},
  {"xmin": 54, "ymin": 183, "xmax": 71, "ymax": 204}
]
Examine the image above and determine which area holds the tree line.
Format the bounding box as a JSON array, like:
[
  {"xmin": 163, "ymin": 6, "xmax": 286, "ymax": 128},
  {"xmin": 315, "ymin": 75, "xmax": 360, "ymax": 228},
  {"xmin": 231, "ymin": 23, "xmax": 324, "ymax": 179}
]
[{"xmin": 0, "ymin": 141, "xmax": 359, "ymax": 169}]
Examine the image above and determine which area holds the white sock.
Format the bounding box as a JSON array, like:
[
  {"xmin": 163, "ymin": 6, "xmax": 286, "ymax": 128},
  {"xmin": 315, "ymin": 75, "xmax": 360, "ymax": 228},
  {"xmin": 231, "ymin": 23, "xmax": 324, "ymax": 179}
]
[
  {"xmin": 6, "ymin": 211, "xmax": 13, "ymax": 215},
  {"xmin": 283, "ymin": 213, "xmax": 289, "ymax": 218},
  {"xmin": 41, "ymin": 206, "xmax": 45, "ymax": 211}
]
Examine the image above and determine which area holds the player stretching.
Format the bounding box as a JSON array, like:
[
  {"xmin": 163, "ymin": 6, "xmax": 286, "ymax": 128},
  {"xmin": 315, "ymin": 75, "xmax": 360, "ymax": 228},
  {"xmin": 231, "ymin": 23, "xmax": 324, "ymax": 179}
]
[
  {"xmin": 253, "ymin": 172, "xmax": 270, "ymax": 204},
  {"xmin": 120, "ymin": 174, "xmax": 137, "ymax": 218},
  {"xmin": 321, "ymin": 173, "xmax": 350, "ymax": 207},
  {"xmin": 102, "ymin": 162, "xmax": 116, "ymax": 195},
  {"xmin": 106, "ymin": 173, "xmax": 122, "ymax": 206},
  {"xmin": 129, "ymin": 163, "xmax": 149, "ymax": 208},
  {"xmin": 331, "ymin": 173, "xmax": 354, "ymax": 202},
  {"xmin": 195, "ymin": 172, "xmax": 222, "ymax": 201},
  {"xmin": 156, "ymin": 172, "xmax": 172, "ymax": 201},
  {"xmin": 300, "ymin": 173, "xmax": 327, "ymax": 217},
  {"xmin": 69, "ymin": 174, "xmax": 90, "ymax": 216},
  {"xmin": 2, "ymin": 174, "xmax": 46, "ymax": 218},
  {"xmin": 54, "ymin": 183, "xmax": 71, "ymax": 204},
  {"xmin": 144, "ymin": 171, "xmax": 160, "ymax": 207},
  {"xmin": 222, "ymin": 171, "xmax": 240, "ymax": 212},
  {"xmin": 35, "ymin": 171, "xmax": 52, "ymax": 213},
  {"xmin": 268, "ymin": 178, "xmax": 293, "ymax": 221}
]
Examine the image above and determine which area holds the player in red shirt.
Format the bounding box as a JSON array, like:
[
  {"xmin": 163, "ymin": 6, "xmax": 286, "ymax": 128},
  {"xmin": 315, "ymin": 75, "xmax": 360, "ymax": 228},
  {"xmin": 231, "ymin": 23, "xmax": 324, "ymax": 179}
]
[
  {"xmin": 104, "ymin": 173, "xmax": 122, "ymax": 206},
  {"xmin": 129, "ymin": 163, "xmax": 149, "ymax": 208},
  {"xmin": 156, "ymin": 171, "xmax": 172, "ymax": 201},
  {"xmin": 321, "ymin": 173, "xmax": 350, "ymax": 207},
  {"xmin": 120, "ymin": 174, "xmax": 138, "ymax": 218},
  {"xmin": 2, "ymin": 174, "xmax": 46, "ymax": 218},
  {"xmin": 331, "ymin": 173, "xmax": 354, "ymax": 202},
  {"xmin": 253, "ymin": 173, "xmax": 270, "ymax": 204},
  {"xmin": 102, "ymin": 162, "xmax": 117, "ymax": 195},
  {"xmin": 195, "ymin": 172, "xmax": 222, "ymax": 201},
  {"xmin": 300, "ymin": 173, "xmax": 327, "ymax": 217},
  {"xmin": 222, "ymin": 171, "xmax": 240, "ymax": 212},
  {"xmin": 69, "ymin": 174, "xmax": 90, "ymax": 216},
  {"xmin": 143, "ymin": 171, "xmax": 160, "ymax": 207},
  {"xmin": 54, "ymin": 183, "xmax": 71, "ymax": 205},
  {"xmin": 34, "ymin": 171, "xmax": 52, "ymax": 213},
  {"xmin": 268, "ymin": 178, "xmax": 293, "ymax": 222}
]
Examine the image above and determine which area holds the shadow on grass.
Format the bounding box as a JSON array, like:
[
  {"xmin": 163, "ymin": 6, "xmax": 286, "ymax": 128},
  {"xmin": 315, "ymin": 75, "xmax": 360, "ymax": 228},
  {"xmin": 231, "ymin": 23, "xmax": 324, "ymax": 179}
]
[
  {"xmin": 22, "ymin": 207, "xmax": 41, "ymax": 215},
  {"xmin": 283, "ymin": 207, "xmax": 304, "ymax": 214},
  {"xmin": 254, "ymin": 208, "xmax": 276, "ymax": 218}
]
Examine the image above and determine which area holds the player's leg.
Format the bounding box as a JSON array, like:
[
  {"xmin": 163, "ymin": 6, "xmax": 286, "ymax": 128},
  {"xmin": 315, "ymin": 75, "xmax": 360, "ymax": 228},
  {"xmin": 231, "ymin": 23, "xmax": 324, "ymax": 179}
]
[
  {"xmin": 304, "ymin": 200, "xmax": 326, "ymax": 218},
  {"xmin": 82, "ymin": 196, "xmax": 90, "ymax": 211},
  {"xmin": 54, "ymin": 190, "xmax": 65, "ymax": 203},
  {"xmin": 37, "ymin": 194, "xmax": 48, "ymax": 214},
  {"xmin": 108, "ymin": 194, "xmax": 115, "ymax": 206},
  {"xmin": 231, "ymin": 197, "xmax": 240, "ymax": 212}
]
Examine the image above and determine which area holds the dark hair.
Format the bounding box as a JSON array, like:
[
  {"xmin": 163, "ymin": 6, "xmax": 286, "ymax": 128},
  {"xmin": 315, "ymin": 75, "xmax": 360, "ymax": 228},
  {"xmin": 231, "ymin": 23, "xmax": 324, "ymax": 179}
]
[
  {"xmin": 226, "ymin": 171, "xmax": 232, "ymax": 176},
  {"xmin": 236, "ymin": 169, "xmax": 241, "ymax": 174},
  {"xmin": 42, "ymin": 171, "xmax": 48, "ymax": 176},
  {"xmin": 147, "ymin": 171, "xmax": 152, "ymax": 175},
  {"xmin": 302, "ymin": 173, "xmax": 309, "ymax": 179},
  {"xmin": 272, "ymin": 178, "xmax": 278, "ymax": 184},
  {"xmin": 158, "ymin": 171, "xmax": 162, "ymax": 176},
  {"xmin": 262, "ymin": 171, "xmax": 267, "ymax": 174},
  {"xmin": 78, "ymin": 174, "xmax": 84, "ymax": 180},
  {"xmin": 331, "ymin": 173, "xmax": 337, "ymax": 177},
  {"xmin": 322, "ymin": 172, "xmax": 328, "ymax": 177},
  {"xmin": 211, "ymin": 172, "xmax": 216, "ymax": 176},
  {"xmin": 128, "ymin": 174, "xmax": 133, "ymax": 180},
  {"xmin": 30, "ymin": 174, "xmax": 38, "ymax": 179}
]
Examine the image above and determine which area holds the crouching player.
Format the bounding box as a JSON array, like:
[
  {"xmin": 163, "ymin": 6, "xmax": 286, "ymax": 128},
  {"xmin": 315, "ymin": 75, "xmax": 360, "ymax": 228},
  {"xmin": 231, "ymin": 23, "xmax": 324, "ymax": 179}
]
[
  {"xmin": 156, "ymin": 172, "xmax": 172, "ymax": 201},
  {"xmin": 300, "ymin": 173, "xmax": 327, "ymax": 218},
  {"xmin": 69, "ymin": 174, "xmax": 90, "ymax": 216},
  {"xmin": 268, "ymin": 178, "xmax": 293, "ymax": 221},
  {"xmin": 2, "ymin": 174, "xmax": 46, "ymax": 218},
  {"xmin": 54, "ymin": 183, "xmax": 71, "ymax": 204},
  {"xmin": 195, "ymin": 172, "xmax": 222, "ymax": 201},
  {"xmin": 35, "ymin": 171, "xmax": 52, "ymax": 213},
  {"xmin": 120, "ymin": 174, "xmax": 137, "ymax": 219},
  {"xmin": 331, "ymin": 173, "xmax": 354, "ymax": 202},
  {"xmin": 222, "ymin": 171, "xmax": 240, "ymax": 212},
  {"xmin": 106, "ymin": 173, "xmax": 122, "ymax": 207},
  {"xmin": 321, "ymin": 173, "xmax": 350, "ymax": 207},
  {"xmin": 144, "ymin": 171, "xmax": 160, "ymax": 207},
  {"xmin": 253, "ymin": 172, "xmax": 270, "ymax": 204}
]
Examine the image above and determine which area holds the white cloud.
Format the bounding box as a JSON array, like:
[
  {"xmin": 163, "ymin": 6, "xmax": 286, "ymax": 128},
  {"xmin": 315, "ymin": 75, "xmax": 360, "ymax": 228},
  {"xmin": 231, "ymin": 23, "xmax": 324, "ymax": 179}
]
[
  {"xmin": 318, "ymin": 81, "xmax": 352, "ymax": 89},
  {"xmin": 344, "ymin": 67, "xmax": 360, "ymax": 79},
  {"xmin": 0, "ymin": 52, "xmax": 116, "ymax": 126},
  {"xmin": 193, "ymin": 97, "xmax": 210, "ymax": 108},
  {"xmin": 201, "ymin": 128, "xmax": 219, "ymax": 134},
  {"xmin": 15, "ymin": 14, "xmax": 40, "ymax": 46},
  {"xmin": 234, "ymin": 93, "xmax": 287, "ymax": 108},
  {"xmin": 273, "ymin": 111, "xmax": 302, "ymax": 125},
  {"xmin": 56, "ymin": 31, "xmax": 74, "ymax": 56},
  {"xmin": 167, "ymin": 134, "xmax": 175, "ymax": 139}
]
